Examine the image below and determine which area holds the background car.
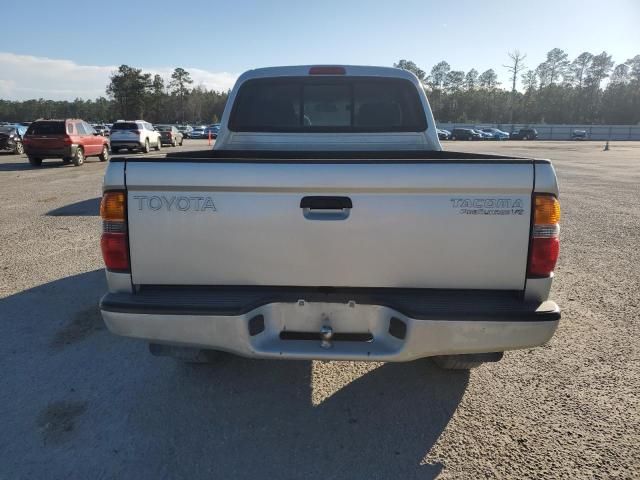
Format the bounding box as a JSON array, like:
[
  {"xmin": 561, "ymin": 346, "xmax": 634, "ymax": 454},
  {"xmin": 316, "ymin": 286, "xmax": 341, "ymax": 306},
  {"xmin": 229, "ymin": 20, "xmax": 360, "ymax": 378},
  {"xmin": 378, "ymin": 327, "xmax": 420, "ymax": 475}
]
[
  {"xmin": 450, "ymin": 128, "xmax": 482, "ymax": 140},
  {"xmin": 0, "ymin": 124, "xmax": 27, "ymax": 154},
  {"xmin": 510, "ymin": 128, "xmax": 538, "ymax": 140},
  {"xmin": 177, "ymin": 125, "xmax": 193, "ymax": 138},
  {"xmin": 572, "ymin": 129, "xmax": 588, "ymax": 140},
  {"xmin": 110, "ymin": 120, "xmax": 162, "ymax": 153},
  {"xmin": 92, "ymin": 124, "xmax": 110, "ymax": 136},
  {"xmin": 22, "ymin": 119, "xmax": 109, "ymax": 166},
  {"xmin": 472, "ymin": 129, "xmax": 493, "ymax": 140},
  {"xmin": 156, "ymin": 125, "xmax": 184, "ymax": 146},
  {"xmin": 437, "ymin": 128, "xmax": 450, "ymax": 140},
  {"xmin": 479, "ymin": 127, "xmax": 510, "ymax": 140},
  {"xmin": 203, "ymin": 125, "xmax": 220, "ymax": 139},
  {"xmin": 189, "ymin": 127, "xmax": 207, "ymax": 139}
]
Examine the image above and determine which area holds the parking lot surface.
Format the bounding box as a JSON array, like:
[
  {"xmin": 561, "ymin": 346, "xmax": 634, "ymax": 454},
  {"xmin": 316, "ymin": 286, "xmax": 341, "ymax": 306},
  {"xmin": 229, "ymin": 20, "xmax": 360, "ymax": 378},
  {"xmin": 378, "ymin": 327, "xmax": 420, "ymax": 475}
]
[{"xmin": 1, "ymin": 140, "xmax": 638, "ymax": 479}]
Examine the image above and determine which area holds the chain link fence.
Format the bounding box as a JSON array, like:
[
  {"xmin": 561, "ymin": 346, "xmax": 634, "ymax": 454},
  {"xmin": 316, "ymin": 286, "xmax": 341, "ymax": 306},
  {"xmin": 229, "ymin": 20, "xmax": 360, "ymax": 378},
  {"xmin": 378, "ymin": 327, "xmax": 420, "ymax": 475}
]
[{"xmin": 436, "ymin": 123, "xmax": 640, "ymax": 140}]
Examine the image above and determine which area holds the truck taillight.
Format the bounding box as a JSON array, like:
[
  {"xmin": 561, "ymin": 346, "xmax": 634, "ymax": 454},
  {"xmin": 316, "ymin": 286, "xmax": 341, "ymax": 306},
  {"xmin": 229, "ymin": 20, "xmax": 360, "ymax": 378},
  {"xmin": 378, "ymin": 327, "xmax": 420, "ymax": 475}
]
[
  {"xmin": 527, "ymin": 194, "xmax": 560, "ymax": 277},
  {"xmin": 100, "ymin": 191, "xmax": 129, "ymax": 271}
]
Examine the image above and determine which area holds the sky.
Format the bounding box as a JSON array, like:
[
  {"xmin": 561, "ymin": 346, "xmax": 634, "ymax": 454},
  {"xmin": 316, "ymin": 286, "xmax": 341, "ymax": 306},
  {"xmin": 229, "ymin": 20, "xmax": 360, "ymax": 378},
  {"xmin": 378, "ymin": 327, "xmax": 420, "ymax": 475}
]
[{"xmin": 1, "ymin": 0, "xmax": 639, "ymax": 100}]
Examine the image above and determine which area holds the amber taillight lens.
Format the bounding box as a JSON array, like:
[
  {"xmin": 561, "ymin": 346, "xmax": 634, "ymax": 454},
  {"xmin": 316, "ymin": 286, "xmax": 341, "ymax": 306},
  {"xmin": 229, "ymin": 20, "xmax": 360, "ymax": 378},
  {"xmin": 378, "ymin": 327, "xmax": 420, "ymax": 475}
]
[
  {"xmin": 100, "ymin": 191, "xmax": 129, "ymax": 271},
  {"xmin": 528, "ymin": 194, "xmax": 560, "ymax": 277}
]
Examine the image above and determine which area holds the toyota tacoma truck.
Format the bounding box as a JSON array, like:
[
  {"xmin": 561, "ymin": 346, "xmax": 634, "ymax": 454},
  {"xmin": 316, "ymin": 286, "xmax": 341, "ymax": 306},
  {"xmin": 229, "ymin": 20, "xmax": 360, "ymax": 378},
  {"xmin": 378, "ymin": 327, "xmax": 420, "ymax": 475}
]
[{"xmin": 99, "ymin": 65, "xmax": 561, "ymax": 369}]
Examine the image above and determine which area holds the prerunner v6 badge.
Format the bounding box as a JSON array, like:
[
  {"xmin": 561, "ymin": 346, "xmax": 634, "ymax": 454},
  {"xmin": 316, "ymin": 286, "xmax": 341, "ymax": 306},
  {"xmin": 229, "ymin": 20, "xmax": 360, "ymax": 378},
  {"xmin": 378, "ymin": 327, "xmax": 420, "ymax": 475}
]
[{"xmin": 450, "ymin": 198, "xmax": 525, "ymax": 216}]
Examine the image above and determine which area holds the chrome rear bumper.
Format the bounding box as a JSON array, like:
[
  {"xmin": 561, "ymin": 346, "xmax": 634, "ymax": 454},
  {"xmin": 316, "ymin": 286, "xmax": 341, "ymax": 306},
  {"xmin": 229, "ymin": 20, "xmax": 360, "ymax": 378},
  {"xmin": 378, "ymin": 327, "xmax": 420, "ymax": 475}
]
[{"xmin": 100, "ymin": 287, "xmax": 560, "ymax": 362}]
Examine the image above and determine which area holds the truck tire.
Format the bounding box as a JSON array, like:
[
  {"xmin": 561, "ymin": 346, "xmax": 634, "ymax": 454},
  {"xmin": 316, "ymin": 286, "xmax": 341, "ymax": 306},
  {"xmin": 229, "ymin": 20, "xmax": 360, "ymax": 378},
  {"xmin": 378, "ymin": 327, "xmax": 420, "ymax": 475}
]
[
  {"xmin": 432, "ymin": 352, "xmax": 504, "ymax": 370},
  {"xmin": 28, "ymin": 156, "xmax": 42, "ymax": 167}
]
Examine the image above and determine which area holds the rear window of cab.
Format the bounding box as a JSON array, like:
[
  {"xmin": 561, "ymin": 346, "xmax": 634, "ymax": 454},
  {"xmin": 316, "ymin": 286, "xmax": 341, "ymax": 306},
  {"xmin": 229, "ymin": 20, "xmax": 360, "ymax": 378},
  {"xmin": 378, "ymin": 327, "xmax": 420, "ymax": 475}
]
[{"xmin": 229, "ymin": 77, "xmax": 428, "ymax": 133}]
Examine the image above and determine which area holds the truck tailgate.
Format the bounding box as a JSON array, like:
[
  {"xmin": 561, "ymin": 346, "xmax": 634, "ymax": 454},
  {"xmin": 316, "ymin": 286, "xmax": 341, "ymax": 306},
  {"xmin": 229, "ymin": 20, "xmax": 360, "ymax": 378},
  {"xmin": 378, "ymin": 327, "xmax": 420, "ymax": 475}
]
[{"xmin": 125, "ymin": 160, "xmax": 533, "ymax": 290}]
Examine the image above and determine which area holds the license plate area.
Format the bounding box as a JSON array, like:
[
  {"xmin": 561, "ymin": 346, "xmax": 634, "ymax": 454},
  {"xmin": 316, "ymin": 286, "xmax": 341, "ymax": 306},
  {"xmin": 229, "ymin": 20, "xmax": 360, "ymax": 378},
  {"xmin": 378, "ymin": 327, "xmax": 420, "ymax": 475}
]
[{"xmin": 248, "ymin": 301, "xmax": 407, "ymax": 355}]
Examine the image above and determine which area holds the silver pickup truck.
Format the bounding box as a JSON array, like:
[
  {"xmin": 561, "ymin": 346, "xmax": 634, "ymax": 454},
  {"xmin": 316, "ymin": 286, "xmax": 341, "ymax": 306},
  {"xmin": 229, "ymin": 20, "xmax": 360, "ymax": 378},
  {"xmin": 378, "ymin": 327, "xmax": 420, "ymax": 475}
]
[{"xmin": 99, "ymin": 65, "xmax": 561, "ymax": 370}]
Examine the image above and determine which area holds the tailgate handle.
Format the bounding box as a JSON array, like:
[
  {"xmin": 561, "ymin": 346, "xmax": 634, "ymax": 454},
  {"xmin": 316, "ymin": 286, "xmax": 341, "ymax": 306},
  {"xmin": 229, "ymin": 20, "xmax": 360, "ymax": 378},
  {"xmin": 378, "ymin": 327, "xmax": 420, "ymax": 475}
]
[{"xmin": 300, "ymin": 196, "xmax": 352, "ymax": 221}]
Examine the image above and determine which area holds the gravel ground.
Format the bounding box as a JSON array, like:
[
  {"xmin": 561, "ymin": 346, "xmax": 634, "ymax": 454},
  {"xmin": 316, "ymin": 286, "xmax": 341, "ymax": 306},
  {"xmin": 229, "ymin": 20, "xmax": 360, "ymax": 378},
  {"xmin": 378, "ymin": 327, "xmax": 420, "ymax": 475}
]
[{"xmin": 0, "ymin": 140, "xmax": 638, "ymax": 479}]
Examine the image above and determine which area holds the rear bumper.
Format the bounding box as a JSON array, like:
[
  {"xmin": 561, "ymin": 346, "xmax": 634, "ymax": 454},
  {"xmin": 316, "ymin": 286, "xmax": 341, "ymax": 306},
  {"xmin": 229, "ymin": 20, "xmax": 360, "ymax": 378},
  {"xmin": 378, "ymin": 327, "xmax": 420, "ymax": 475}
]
[
  {"xmin": 24, "ymin": 145, "xmax": 76, "ymax": 158},
  {"xmin": 110, "ymin": 140, "xmax": 144, "ymax": 149},
  {"xmin": 100, "ymin": 287, "xmax": 560, "ymax": 361}
]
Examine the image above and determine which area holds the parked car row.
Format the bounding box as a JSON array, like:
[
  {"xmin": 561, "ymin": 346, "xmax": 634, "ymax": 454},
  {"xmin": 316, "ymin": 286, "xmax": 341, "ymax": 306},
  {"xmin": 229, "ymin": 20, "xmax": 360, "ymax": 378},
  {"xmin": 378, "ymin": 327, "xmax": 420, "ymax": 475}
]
[
  {"xmin": 438, "ymin": 127, "xmax": 539, "ymax": 140},
  {"xmin": 11, "ymin": 117, "xmax": 197, "ymax": 167},
  {"xmin": 185, "ymin": 124, "xmax": 220, "ymax": 139}
]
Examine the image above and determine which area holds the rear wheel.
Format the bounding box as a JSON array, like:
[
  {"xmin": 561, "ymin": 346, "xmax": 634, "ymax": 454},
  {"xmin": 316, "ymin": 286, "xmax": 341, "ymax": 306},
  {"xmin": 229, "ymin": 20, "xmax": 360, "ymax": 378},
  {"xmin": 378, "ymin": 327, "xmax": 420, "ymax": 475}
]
[
  {"xmin": 72, "ymin": 147, "xmax": 84, "ymax": 166},
  {"xmin": 98, "ymin": 145, "xmax": 109, "ymax": 162},
  {"xmin": 142, "ymin": 139, "xmax": 150, "ymax": 153},
  {"xmin": 172, "ymin": 139, "xmax": 177, "ymax": 147},
  {"xmin": 432, "ymin": 352, "xmax": 504, "ymax": 370},
  {"xmin": 179, "ymin": 138, "xmax": 183, "ymax": 146},
  {"xmin": 14, "ymin": 141, "xmax": 24, "ymax": 155},
  {"xmin": 28, "ymin": 156, "xmax": 42, "ymax": 167},
  {"xmin": 155, "ymin": 137, "xmax": 162, "ymax": 151}
]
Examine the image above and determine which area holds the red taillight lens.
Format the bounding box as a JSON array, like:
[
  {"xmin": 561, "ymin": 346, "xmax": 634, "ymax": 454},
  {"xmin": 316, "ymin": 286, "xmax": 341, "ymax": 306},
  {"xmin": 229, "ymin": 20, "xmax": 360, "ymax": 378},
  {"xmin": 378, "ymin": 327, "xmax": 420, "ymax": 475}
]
[
  {"xmin": 309, "ymin": 66, "xmax": 346, "ymax": 75},
  {"xmin": 527, "ymin": 194, "xmax": 560, "ymax": 277},
  {"xmin": 528, "ymin": 237, "xmax": 560, "ymax": 277},
  {"xmin": 101, "ymin": 233, "xmax": 129, "ymax": 270},
  {"xmin": 100, "ymin": 191, "xmax": 129, "ymax": 271},
  {"xmin": 132, "ymin": 129, "xmax": 140, "ymax": 135}
]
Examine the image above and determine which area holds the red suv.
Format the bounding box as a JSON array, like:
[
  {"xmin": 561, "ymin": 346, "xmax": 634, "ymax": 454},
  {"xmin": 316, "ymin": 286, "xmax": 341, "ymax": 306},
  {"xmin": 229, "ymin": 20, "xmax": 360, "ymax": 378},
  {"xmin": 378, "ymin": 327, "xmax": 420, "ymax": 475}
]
[{"xmin": 23, "ymin": 119, "xmax": 110, "ymax": 167}]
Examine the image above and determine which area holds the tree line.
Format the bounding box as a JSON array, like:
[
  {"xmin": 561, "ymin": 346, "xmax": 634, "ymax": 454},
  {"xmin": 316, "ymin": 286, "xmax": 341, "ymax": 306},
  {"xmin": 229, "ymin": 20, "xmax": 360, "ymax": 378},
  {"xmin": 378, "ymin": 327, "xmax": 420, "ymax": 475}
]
[
  {"xmin": 1, "ymin": 51, "xmax": 639, "ymax": 125},
  {"xmin": 395, "ymin": 49, "xmax": 640, "ymax": 124},
  {"xmin": 0, "ymin": 65, "xmax": 229, "ymax": 124}
]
